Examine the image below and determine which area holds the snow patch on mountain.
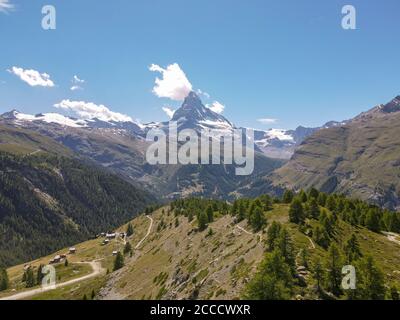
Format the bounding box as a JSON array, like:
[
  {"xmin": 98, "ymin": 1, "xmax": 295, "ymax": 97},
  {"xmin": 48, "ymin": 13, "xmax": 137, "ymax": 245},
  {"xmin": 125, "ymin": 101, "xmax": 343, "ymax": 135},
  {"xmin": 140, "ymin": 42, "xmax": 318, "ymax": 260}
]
[{"xmin": 14, "ymin": 111, "xmax": 87, "ymax": 127}]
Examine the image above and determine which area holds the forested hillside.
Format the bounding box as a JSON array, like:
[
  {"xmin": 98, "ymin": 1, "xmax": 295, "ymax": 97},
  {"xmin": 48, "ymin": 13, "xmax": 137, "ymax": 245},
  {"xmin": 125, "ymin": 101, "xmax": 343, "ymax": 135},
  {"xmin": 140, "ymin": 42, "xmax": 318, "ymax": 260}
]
[{"xmin": 0, "ymin": 152, "xmax": 155, "ymax": 267}]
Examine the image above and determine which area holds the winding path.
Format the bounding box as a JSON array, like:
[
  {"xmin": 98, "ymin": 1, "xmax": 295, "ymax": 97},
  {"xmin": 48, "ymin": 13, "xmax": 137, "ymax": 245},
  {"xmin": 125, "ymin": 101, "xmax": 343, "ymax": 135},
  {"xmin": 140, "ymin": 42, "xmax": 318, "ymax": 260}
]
[
  {"xmin": 235, "ymin": 225, "xmax": 253, "ymax": 235},
  {"xmin": 384, "ymin": 232, "xmax": 400, "ymax": 246},
  {"xmin": 135, "ymin": 215, "xmax": 153, "ymax": 249},
  {"xmin": 306, "ymin": 236, "xmax": 316, "ymax": 249},
  {"xmin": 0, "ymin": 260, "xmax": 105, "ymax": 301},
  {"xmin": 27, "ymin": 149, "xmax": 42, "ymax": 156}
]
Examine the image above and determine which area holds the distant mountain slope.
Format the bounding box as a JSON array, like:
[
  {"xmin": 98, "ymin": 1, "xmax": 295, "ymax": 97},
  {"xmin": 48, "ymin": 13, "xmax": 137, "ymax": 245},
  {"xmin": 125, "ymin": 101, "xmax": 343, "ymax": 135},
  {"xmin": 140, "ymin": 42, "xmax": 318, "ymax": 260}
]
[
  {"xmin": 0, "ymin": 152, "xmax": 155, "ymax": 267},
  {"xmin": 253, "ymin": 121, "xmax": 347, "ymax": 159},
  {"xmin": 272, "ymin": 96, "xmax": 400, "ymax": 210},
  {"xmin": 0, "ymin": 123, "xmax": 72, "ymax": 156}
]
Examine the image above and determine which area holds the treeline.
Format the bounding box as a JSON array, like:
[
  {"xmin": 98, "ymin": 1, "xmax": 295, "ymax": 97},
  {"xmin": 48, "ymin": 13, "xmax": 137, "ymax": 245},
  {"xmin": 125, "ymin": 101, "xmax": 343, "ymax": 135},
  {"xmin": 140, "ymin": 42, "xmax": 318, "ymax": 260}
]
[
  {"xmin": 230, "ymin": 195, "xmax": 273, "ymax": 231},
  {"xmin": 283, "ymin": 188, "xmax": 400, "ymax": 242},
  {"xmin": 170, "ymin": 188, "xmax": 399, "ymax": 237},
  {"xmin": 170, "ymin": 195, "xmax": 273, "ymax": 232},
  {"xmin": 171, "ymin": 198, "xmax": 230, "ymax": 231},
  {"xmin": 0, "ymin": 152, "xmax": 155, "ymax": 267}
]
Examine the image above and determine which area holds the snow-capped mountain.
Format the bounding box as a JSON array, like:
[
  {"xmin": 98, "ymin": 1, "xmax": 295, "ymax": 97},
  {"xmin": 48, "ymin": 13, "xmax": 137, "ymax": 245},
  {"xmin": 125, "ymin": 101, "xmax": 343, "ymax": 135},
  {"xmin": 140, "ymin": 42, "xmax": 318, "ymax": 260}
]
[
  {"xmin": 143, "ymin": 91, "xmax": 234, "ymax": 135},
  {"xmin": 170, "ymin": 91, "xmax": 234, "ymax": 131},
  {"xmin": 0, "ymin": 92, "xmax": 346, "ymax": 159},
  {"xmin": 252, "ymin": 120, "xmax": 349, "ymax": 159},
  {"xmin": 1, "ymin": 109, "xmax": 143, "ymax": 136}
]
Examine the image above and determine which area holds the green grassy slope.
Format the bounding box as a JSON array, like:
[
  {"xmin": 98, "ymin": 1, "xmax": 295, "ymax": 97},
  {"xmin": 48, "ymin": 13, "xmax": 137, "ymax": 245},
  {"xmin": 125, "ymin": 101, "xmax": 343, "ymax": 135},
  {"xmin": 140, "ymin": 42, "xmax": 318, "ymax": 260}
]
[{"xmin": 3, "ymin": 197, "xmax": 399, "ymax": 300}]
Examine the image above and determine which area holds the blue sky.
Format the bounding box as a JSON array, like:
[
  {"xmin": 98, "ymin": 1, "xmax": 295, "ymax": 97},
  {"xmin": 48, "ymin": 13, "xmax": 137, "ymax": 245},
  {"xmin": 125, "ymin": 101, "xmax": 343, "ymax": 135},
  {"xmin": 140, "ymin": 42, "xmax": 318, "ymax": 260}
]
[{"xmin": 0, "ymin": 0, "xmax": 399, "ymax": 129}]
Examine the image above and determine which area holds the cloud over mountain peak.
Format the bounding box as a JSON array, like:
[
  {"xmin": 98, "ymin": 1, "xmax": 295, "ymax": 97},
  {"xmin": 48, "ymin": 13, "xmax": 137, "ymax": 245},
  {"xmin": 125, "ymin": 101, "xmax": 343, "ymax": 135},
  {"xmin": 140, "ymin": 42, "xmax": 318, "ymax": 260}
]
[{"xmin": 149, "ymin": 63, "xmax": 193, "ymax": 101}]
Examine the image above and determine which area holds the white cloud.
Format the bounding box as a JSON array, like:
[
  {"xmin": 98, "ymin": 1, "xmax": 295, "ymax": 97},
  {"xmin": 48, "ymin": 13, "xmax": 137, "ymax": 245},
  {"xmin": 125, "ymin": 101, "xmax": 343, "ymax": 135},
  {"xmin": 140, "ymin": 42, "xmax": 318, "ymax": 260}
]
[
  {"xmin": 0, "ymin": 0, "xmax": 14, "ymax": 13},
  {"xmin": 70, "ymin": 85, "xmax": 82, "ymax": 91},
  {"xmin": 206, "ymin": 101, "xmax": 225, "ymax": 114},
  {"xmin": 196, "ymin": 89, "xmax": 210, "ymax": 99},
  {"xmin": 162, "ymin": 106, "xmax": 176, "ymax": 119},
  {"xmin": 257, "ymin": 118, "xmax": 278, "ymax": 124},
  {"xmin": 73, "ymin": 75, "xmax": 85, "ymax": 84},
  {"xmin": 149, "ymin": 63, "xmax": 192, "ymax": 101},
  {"xmin": 70, "ymin": 75, "xmax": 85, "ymax": 91},
  {"xmin": 54, "ymin": 99, "xmax": 133, "ymax": 123},
  {"xmin": 7, "ymin": 66, "xmax": 55, "ymax": 87}
]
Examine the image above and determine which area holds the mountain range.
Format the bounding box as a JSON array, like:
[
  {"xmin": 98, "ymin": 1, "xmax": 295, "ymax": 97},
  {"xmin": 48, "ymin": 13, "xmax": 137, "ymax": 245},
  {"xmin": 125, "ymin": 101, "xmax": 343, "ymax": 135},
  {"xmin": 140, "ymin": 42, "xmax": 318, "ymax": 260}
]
[
  {"xmin": 1, "ymin": 92, "xmax": 335, "ymax": 160},
  {"xmin": 0, "ymin": 92, "xmax": 286, "ymax": 199},
  {"xmin": 1, "ymin": 93, "xmax": 400, "ymax": 210}
]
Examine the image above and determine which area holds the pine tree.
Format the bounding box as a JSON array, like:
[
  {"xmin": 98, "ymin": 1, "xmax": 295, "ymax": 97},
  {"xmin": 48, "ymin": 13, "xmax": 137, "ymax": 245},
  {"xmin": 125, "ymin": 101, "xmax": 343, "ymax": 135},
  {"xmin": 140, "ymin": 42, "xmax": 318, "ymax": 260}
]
[
  {"xmin": 313, "ymin": 225, "xmax": 330, "ymax": 248},
  {"xmin": 390, "ymin": 286, "xmax": 399, "ymax": 300},
  {"xmin": 198, "ymin": 211, "xmax": 208, "ymax": 231},
  {"xmin": 354, "ymin": 255, "xmax": 386, "ymax": 300},
  {"xmin": 299, "ymin": 190, "xmax": 308, "ymax": 203},
  {"xmin": 317, "ymin": 192, "xmax": 327, "ymax": 207},
  {"xmin": 206, "ymin": 205, "xmax": 214, "ymax": 223},
  {"xmin": 237, "ymin": 201, "xmax": 246, "ymax": 222},
  {"xmin": 313, "ymin": 260, "xmax": 324, "ymax": 292},
  {"xmin": 25, "ymin": 268, "xmax": 35, "ymax": 288},
  {"xmin": 37, "ymin": 264, "xmax": 44, "ymax": 285},
  {"xmin": 275, "ymin": 228, "xmax": 296, "ymax": 272},
  {"xmin": 289, "ymin": 198, "xmax": 305, "ymax": 224},
  {"xmin": 282, "ymin": 190, "xmax": 294, "ymax": 204},
  {"xmin": 113, "ymin": 252, "xmax": 124, "ymax": 271},
  {"xmin": 126, "ymin": 223, "xmax": 134, "ymax": 237},
  {"xmin": 64, "ymin": 259, "xmax": 69, "ymax": 267},
  {"xmin": 0, "ymin": 268, "xmax": 9, "ymax": 291},
  {"xmin": 365, "ymin": 209, "xmax": 380, "ymax": 232},
  {"xmin": 326, "ymin": 195, "xmax": 337, "ymax": 211},
  {"xmin": 123, "ymin": 242, "xmax": 132, "ymax": 255},
  {"xmin": 259, "ymin": 195, "xmax": 273, "ymax": 211},
  {"xmin": 319, "ymin": 209, "xmax": 335, "ymax": 236},
  {"xmin": 325, "ymin": 244, "xmax": 343, "ymax": 296},
  {"xmin": 249, "ymin": 205, "xmax": 266, "ymax": 232},
  {"xmin": 344, "ymin": 234, "xmax": 362, "ymax": 263},
  {"xmin": 231, "ymin": 201, "xmax": 238, "ymax": 216},
  {"xmin": 335, "ymin": 198, "xmax": 345, "ymax": 215},
  {"xmin": 91, "ymin": 289, "xmax": 96, "ymax": 300},
  {"xmin": 266, "ymin": 221, "xmax": 282, "ymax": 252},
  {"xmin": 308, "ymin": 188, "xmax": 319, "ymax": 199},
  {"xmin": 244, "ymin": 250, "xmax": 292, "ymax": 300},
  {"xmin": 308, "ymin": 198, "xmax": 320, "ymax": 219}
]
